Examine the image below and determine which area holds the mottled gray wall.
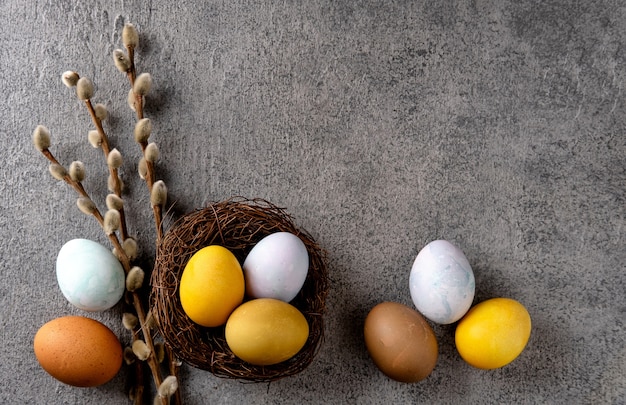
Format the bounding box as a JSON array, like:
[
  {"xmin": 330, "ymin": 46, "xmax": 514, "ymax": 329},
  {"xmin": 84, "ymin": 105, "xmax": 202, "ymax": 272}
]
[{"xmin": 2, "ymin": 1, "xmax": 624, "ymax": 404}]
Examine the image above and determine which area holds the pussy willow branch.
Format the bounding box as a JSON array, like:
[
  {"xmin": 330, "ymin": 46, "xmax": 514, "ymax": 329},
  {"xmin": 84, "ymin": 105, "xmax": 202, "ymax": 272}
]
[
  {"xmin": 118, "ymin": 29, "xmax": 178, "ymax": 405},
  {"xmin": 36, "ymin": 148, "xmax": 166, "ymax": 398},
  {"xmin": 126, "ymin": 48, "xmax": 145, "ymax": 121},
  {"xmin": 83, "ymin": 98, "xmax": 130, "ymax": 240}
]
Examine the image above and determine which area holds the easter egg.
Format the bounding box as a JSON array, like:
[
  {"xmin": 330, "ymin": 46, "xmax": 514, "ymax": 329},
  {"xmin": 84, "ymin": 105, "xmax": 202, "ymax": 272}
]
[
  {"xmin": 34, "ymin": 316, "xmax": 123, "ymax": 387},
  {"xmin": 179, "ymin": 245, "xmax": 245, "ymax": 327},
  {"xmin": 409, "ymin": 240, "xmax": 475, "ymax": 324},
  {"xmin": 243, "ymin": 232, "xmax": 309, "ymax": 302},
  {"xmin": 364, "ymin": 302, "xmax": 438, "ymax": 382},
  {"xmin": 455, "ymin": 297, "xmax": 531, "ymax": 369},
  {"xmin": 225, "ymin": 298, "xmax": 309, "ymax": 365},
  {"xmin": 56, "ymin": 239, "xmax": 125, "ymax": 312}
]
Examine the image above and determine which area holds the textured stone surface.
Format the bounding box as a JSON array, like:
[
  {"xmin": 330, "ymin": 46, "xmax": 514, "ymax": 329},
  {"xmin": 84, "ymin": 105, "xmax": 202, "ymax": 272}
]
[{"xmin": 1, "ymin": 0, "xmax": 625, "ymax": 403}]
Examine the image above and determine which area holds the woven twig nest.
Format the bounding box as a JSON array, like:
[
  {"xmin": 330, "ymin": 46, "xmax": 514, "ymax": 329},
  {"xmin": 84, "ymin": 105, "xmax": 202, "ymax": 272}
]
[{"xmin": 150, "ymin": 198, "xmax": 328, "ymax": 381}]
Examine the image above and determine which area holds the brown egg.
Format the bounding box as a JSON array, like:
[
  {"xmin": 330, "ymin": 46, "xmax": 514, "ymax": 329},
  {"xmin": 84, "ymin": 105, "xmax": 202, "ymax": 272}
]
[
  {"xmin": 34, "ymin": 316, "xmax": 123, "ymax": 387},
  {"xmin": 364, "ymin": 302, "xmax": 438, "ymax": 382}
]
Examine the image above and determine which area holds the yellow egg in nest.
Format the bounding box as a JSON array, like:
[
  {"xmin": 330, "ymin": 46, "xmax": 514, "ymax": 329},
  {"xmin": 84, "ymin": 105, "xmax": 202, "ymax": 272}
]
[
  {"xmin": 225, "ymin": 298, "xmax": 309, "ymax": 366},
  {"xmin": 179, "ymin": 245, "xmax": 245, "ymax": 327}
]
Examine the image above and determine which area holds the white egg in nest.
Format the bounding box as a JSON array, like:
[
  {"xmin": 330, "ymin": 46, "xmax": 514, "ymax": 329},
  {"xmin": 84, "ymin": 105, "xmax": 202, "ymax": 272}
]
[{"xmin": 243, "ymin": 232, "xmax": 309, "ymax": 302}]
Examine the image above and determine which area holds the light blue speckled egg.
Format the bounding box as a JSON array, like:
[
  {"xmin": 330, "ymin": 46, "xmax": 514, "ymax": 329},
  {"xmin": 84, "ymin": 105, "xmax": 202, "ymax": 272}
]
[
  {"xmin": 409, "ymin": 240, "xmax": 475, "ymax": 324},
  {"xmin": 56, "ymin": 239, "xmax": 125, "ymax": 312}
]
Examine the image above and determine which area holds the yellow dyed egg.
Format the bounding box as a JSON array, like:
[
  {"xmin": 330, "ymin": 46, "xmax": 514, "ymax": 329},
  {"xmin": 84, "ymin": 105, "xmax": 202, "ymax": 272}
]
[
  {"xmin": 455, "ymin": 297, "xmax": 531, "ymax": 369},
  {"xmin": 225, "ymin": 298, "xmax": 309, "ymax": 365},
  {"xmin": 179, "ymin": 245, "xmax": 245, "ymax": 327}
]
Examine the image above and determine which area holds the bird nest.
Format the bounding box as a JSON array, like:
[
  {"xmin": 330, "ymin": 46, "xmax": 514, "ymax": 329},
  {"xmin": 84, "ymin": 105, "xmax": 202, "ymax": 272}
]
[{"xmin": 150, "ymin": 198, "xmax": 328, "ymax": 381}]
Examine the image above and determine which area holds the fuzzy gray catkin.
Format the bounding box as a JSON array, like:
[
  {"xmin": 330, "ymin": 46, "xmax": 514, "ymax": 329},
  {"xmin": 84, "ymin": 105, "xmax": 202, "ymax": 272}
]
[
  {"xmin": 76, "ymin": 197, "xmax": 97, "ymax": 215},
  {"xmin": 113, "ymin": 49, "xmax": 131, "ymax": 73},
  {"xmin": 69, "ymin": 161, "xmax": 85, "ymax": 182},
  {"xmin": 122, "ymin": 312, "xmax": 139, "ymax": 330},
  {"xmin": 132, "ymin": 340, "xmax": 151, "ymax": 361},
  {"xmin": 61, "ymin": 71, "xmax": 79, "ymax": 88},
  {"xmin": 134, "ymin": 118, "xmax": 152, "ymax": 143},
  {"xmin": 127, "ymin": 88, "xmax": 137, "ymax": 111},
  {"xmin": 123, "ymin": 237, "xmax": 138, "ymax": 260},
  {"xmin": 126, "ymin": 266, "xmax": 145, "ymax": 292},
  {"xmin": 76, "ymin": 77, "xmax": 94, "ymax": 100},
  {"xmin": 106, "ymin": 194, "xmax": 124, "ymax": 210},
  {"xmin": 88, "ymin": 130, "xmax": 102, "ymax": 148},
  {"xmin": 145, "ymin": 142, "xmax": 159, "ymax": 162},
  {"xmin": 49, "ymin": 163, "xmax": 67, "ymax": 180},
  {"xmin": 122, "ymin": 23, "xmax": 139, "ymax": 48},
  {"xmin": 107, "ymin": 174, "xmax": 124, "ymax": 193},
  {"xmin": 157, "ymin": 376, "xmax": 178, "ymax": 398},
  {"xmin": 138, "ymin": 158, "xmax": 148, "ymax": 179},
  {"xmin": 103, "ymin": 209, "xmax": 121, "ymax": 234},
  {"xmin": 32, "ymin": 125, "xmax": 51, "ymax": 151},
  {"xmin": 123, "ymin": 346, "xmax": 136, "ymax": 365},
  {"xmin": 94, "ymin": 103, "xmax": 108, "ymax": 121},
  {"xmin": 133, "ymin": 73, "xmax": 152, "ymax": 96},
  {"xmin": 150, "ymin": 180, "xmax": 167, "ymax": 207},
  {"xmin": 107, "ymin": 148, "xmax": 123, "ymax": 169}
]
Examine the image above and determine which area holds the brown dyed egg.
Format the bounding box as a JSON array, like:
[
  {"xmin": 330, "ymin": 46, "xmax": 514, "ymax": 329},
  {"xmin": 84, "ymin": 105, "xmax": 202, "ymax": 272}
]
[
  {"xmin": 34, "ymin": 316, "xmax": 123, "ymax": 387},
  {"xmin": 364, "ymin": 302, "xmax": 438, "ymax": 382}
]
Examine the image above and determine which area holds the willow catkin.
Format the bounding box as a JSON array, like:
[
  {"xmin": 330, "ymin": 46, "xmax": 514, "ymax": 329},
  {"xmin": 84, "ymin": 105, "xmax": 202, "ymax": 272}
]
[
  {"xmin": 107, "ymin": 148, "xmax": 123, "ymax": 169},
  {"xmin": 134, "ymin": 118, "xmax": 152, "ymax": 143},
  {"xmin": 106, "ymin": 194, "xmax": 124, "ymax": 210},
  {"xmin": 76, "ymin": 77, "xmax": 94, "ymax": 100},
  {"xmin": 154, "ymin": 342, "xmax": 165, "ymax": 363},
  {"xmin": 123, "ymin": 346, "xmax": 136, "ymax": 365},
  {"xmin": 127, "ymin": 88, "xmax": 137, "ymax": 111},
  {"xmin": 76, "ymin": 197, "xmax": 97, "ymax": 215},
  {"xmin": 157, "ymin": 376, "xmax": 178, "ymax": 398},
  {"xmin": 133, "ymin": 73, "xmax": 152, "ymax": 96},
  {"xmin": 150, "ymin": 180, "xmax": 167, "ymax": 207},
  {"xmin": 145, "ymin": 142, "xmax": 159, "ymax": 162},
  {"xmin": 126, "ymin": 266, "xmax": 145, "ymax": 292},
  {"xmin": 49, "ymin": 163, "xmax": 67, "ymax": 180},
  {"xmin": 113, "ymin": 49, "xmax": 131, "ymax": 73},
  {"xmin": 69, "ymin": 161, "xmax": 85, "ymax": 182},
  {"xmin": 94, "ymin": 103, "xmax": 108, "ymax": 121},
  {"xmin": 61, "ymin": 71, "xmax": 79, "ymax": 88},
  {"xmin": 122, "ymin": 23, "xmax": 139, "ymax": 48},
  {"xmin": 132, "ymin": 340, "xmax": 151, "ymax": 361},
  {"xmin": 88, "ymin": 130, "xmax": 102, "ymax": 148},
  {"xmin": 123, "ymin": 237, "xmax": 138, "ymax": 261},
  {"xmin": 138, "ymin": 157, "xmax": 148, "ymax": 180},
  {"xmin": 107, "ymin": 174, "xmax": 124, "ymax": 193},
  {"xmin": 32, "ymin": 125, "xmax": 51, "ymax": 151},
  {"xmin": 103, "ymin": 209, "xmax": 121, "ymax": 234},
  {"xmin": 122, "ymin": 312, "xmax": 139, "ymax": 330}
]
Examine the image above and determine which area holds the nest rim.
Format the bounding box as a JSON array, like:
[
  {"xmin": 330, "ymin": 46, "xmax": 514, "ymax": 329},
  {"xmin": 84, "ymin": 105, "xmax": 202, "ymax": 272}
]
[{"xmin": 150, "ymin": 197, "xmax": 328, "ymax": 382}]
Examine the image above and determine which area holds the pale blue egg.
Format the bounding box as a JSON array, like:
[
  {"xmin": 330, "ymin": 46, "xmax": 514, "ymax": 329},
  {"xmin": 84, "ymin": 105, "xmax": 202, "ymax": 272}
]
[
  {"xmin": 56, "ymin": 239, "xmax": 125, "ymax": 312},
  {"xmin": 409, "ymin": 240, "xmax": 475, "ymax": 324}
]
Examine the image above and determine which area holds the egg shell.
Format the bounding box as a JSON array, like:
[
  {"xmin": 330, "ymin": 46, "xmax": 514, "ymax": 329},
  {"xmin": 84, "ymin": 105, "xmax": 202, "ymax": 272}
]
[
  {"xmin": 409, "ymin": 240, "xmax": 475, "ymax": 324},
  {"xmin": 33, "ymin": 316, "xmax": 123, "ymax": 387},
  {"xmin": 56, "ymin": 239, "xmax": 125, "ymax": 312},
  {"xmin": 225, "ymin": 298, "xmax": 309, "ymax": 366},
  {"xmin": 364, "ymin": 302, "xmax": 438, "ymax": 383},
  {"xmin": 179, "ymin": 245, "xmax": 245, "ymax": 327},
  {"xmin": 243, "ymin": 232, "xmax": 309, "ymax": 302},
  {"xmin": 455, "ymin": 297, "xmax": 532, "ymax": 369}
]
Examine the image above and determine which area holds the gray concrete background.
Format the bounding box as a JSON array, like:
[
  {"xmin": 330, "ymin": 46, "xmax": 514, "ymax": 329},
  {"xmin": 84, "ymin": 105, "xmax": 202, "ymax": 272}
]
[{"xmin": 2, "ymin": 0, "xmax": 625, "ymax": 403}]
